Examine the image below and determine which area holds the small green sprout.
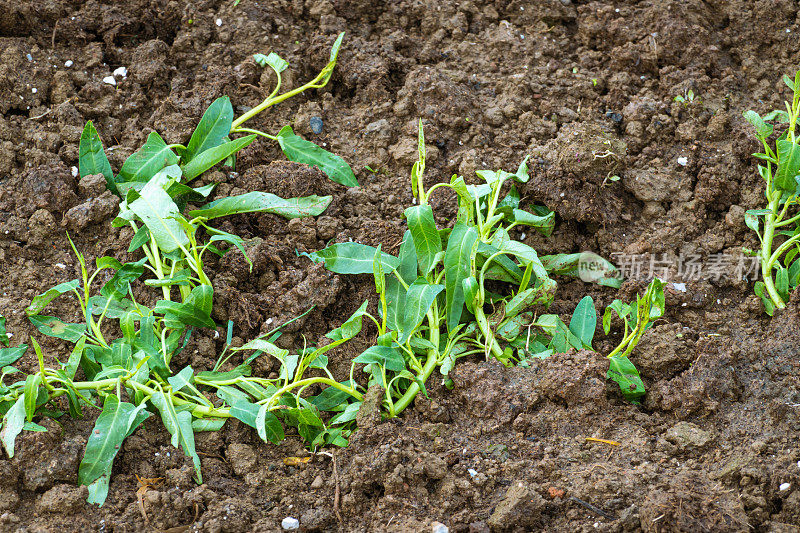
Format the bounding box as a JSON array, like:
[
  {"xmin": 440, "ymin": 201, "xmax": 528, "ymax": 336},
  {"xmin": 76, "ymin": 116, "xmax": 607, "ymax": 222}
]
[
  {"xmin": 743, "ymin": 70, "xmax": 800, "ymax": 314},
  {"xmin": 674, "ymin": 89, "xmax": 696, "ymax": 105}
]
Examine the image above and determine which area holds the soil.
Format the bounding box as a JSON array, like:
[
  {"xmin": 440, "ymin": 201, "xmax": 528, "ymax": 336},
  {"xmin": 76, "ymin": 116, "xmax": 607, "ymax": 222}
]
[{"xmin": 1, "ymin": 0, "xmax": 800, "ymax": 532}]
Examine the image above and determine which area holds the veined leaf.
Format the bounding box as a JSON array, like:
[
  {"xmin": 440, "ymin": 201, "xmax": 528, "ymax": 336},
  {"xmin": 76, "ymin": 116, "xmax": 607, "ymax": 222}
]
[
  {"xmin": 776, "ymin": 139, "xmax": 800, "ymax": 193},
  {"xmin": 511, "ymin": 207, "xmax": 555, "ymax": 237},
  {"xmin": 188, "ymin": 192, "xmax": 331, "ymax": 220},
  {"xmin": 444, "ymin": 223, "xmax": 479, "ymax": 332},
  {"xmin": 353, "ymin": 345, "xmax": 405, "ymax": 372},
  {"xmin": 78, "ymin": 395, "xmax": 141, "ymax": 486},
  {"xmin": 277, "ymin": 126, "xmax": 358, "ymax": 187},
  {"xmin": 607, "ymin": 355, "xmax": 645, "ymax": 402},
  {"xmin": 79, "ymin": 121, "xmax": 116, "ymax": 194},
  {"xmin": 569, "ymin": 296, "xmax": 596, "ymax": 349},
  {"xmin": 128, "ymin": 173, "xmax": 189, "ymax": 253},
  {"xmin": 743, "ymin": 110, "xmax": 773, "ymax": 140},
  {"xmin": 302, "ymin": 242, "xmax": 400, "ymax": 274},
  {"xmin": 385, "ymin": 231, "xmax": 416, "ymax": 332},
  {"xmin": 185, "ymin": 96, "xmax": 234, "ymax": 163},
  {"xmin": 399, "ymin": 279, "xmax": 444, "ymax": 343},
  {"xmin": 26, "ymin": 279, "xmax": 80, "ymax": 316},
  {"xmin": 118, "ymin": 131, "xmax": 178, "ymax": 183},
  {"xmin": 0, "ymin": 396, "xmax": 25, "ymax": 457},
  {"xmin": 183, "ymin": 135, "xmax": 256, "ymax": 180},
  {"xmin": 404, "ymin": 205, "xmax": 441, "ymax": 274},
  {"xmin": 253, "ymin": 52, "xmax": 288, "ymax": 73},
  {"xmin": 0, "ymin": 345, "xmax": 27, "ymax": 367},
  {"xmin": 29, "ymin": 315, "xmax": 86, "ymax": 342},
  {"xmin": 256, "ymin": 404, "xmax": 285, "ymax": 444}
]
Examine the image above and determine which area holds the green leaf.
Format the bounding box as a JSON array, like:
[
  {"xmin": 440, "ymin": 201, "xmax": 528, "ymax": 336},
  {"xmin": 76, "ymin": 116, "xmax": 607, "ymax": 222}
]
[
  {"xmin": 777, "ymin": 266, "xmax": 790, "ymax": 301},
  {"xmin": 302, "ymin": 242, "xmax": 400, "ymax": 274},
  {"xmin": 603, "ymin": 300, "xmax": 632, "ymax": 334},
  {"xmin": 185, "ymin": 97, "xmax": 234, "ymax": 163},
  {"xmin": 776, "ymin": 139, "xmax": 800, "ymax": 193},
  {"xmin": 127, "ymin": 173, "xmax": 189, "ymax": 253},
  {"xmin": 168, "ymin": 365, "xmax": 194, "ymax": 393},
  {"xmin": 0, "ymin": 396, "xmax": 25, "ymax": 457},
  {"xmin": 78, "ymin": 395, "xmax": 139, "ymax": 486},
  {"xmin": 192, "ymin": 418, "xmax": 226, "ymax": 432},
  {"xmin": 385, "ymin": 231, "xmax": 417, "ymax": 332},
  {"xmin": 353, "ymin": 345, "xmax": 405, "ymax": 372},
  {"xmin": 511, "ymin": 208, "xmax": 555, "ymax": 237},
  {"xmin": 101, "ymin": 258, "xmax": 147, "ymax": 300},
  {"xmin": 26, "ymin": 279, "xmax": 80, "ymax": 316},
  {"xmin": 79, "ymin": 121, "xmax": 116, "ymax": 194},
  {"xmin": 196, "ymin": 364, "xmax": 251, "ymax": 383},
  {"xmin": 189, "ymin": 192, "xmax": 331, "ymax": 220},
  {"xmin": 253, "ymin": 52, "xmax": 288, "ymax": 73},
  {"xmin": 399, "ymin": 279, "xmax": 444, "ymax": 343},
  {"xmin": 329, "ymin": 402, "xmax": 360, "ymax": 425},
  {"xmin": 754, "ymin": 281, "xmax": 775, "ymax": 316},
  {"xmin": 319, "ymin": 32, "xmax": 345, "ymax": 86},
  {"xmin": 569, "ymin": 296, "xmax": 596, "ymax": 349},
  {"xmin": 0, "ymin": 345, "xmax": 27, "ymax": 367},
  {"xmin": 155, "ymin": 285, "xmax": 215, "ymax": 329},
  {"xmin": 118, "ymin": 132, "xmax": 178, "ymax": 183},
  {"xmin": 277, "ymin": 126, "xmax": 358, "ymax": 187},
  {"xmin": 404, "ymin": 205, "xmax": 442, "ymax": 274},
  {"xmin": 151, "ymin": 392, "xmax": 202, "ymax": 483},
  {"xmin": 514, "ymin": 155, "xmax": 531, "ymax": 183},
  {"xmin": 310, "ymin": 381, "xmax": 354, "ymax": 411},
  {"xmin": 23, "ymin": 374, "xmax": 41, "ymax": 421},
  {"xmin": 607, "ymin": 355, "xmax": 645, "ymax": 402},
  {"xmin": 29, "ymin": 315, "xmax": 86, "ymax": 342},
  {"xmin": 462, "ymin": 276, "xmax": 479, "ymax": 313},
  {"xmin": 444, "ymin": 223, "xmax": 479, "ymax": 332},
  {"xmin": 175, "ymin": 410, "xmax": 202, "ymax": 483},
  {"xmin": 183, "ymin": 135, "xmax": 257, "ymax": 181},
  {"xmin": 229, "ymin": 400, "xmax": 260, "ymax": 428},
  {"xmin": 256, "ymin": 404, "xmax": 285, "ymax": 444},
  {"xmin": 743, "ymin": 110, "xmax": 773, "ymax": 140}
]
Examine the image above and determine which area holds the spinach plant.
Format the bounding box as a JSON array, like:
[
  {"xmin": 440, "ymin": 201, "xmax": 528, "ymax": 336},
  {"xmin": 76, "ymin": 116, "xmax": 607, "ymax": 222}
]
[
  {"xmin": 743, "ymin": 70, "xmax": 800, "ymax": 314},
  {"xmin": 0, "ymin": 34, "xmax": 352, "ymax": 506}
]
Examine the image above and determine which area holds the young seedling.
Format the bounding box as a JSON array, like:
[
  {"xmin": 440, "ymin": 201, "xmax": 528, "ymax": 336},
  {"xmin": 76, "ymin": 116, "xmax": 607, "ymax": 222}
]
[
  {"xmin": 743, "ymin": 70, "xmax": 800, "ymax": 314},
  {"xmin": 602, "ymin": 278, "xmax": 666, "ymax": 402}
]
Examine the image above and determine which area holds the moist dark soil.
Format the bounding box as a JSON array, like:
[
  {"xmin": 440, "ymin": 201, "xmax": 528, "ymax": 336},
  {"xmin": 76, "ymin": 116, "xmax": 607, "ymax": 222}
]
[{"xmin": 1, "ymin": 1, "xmax": 800, "ymax": 532}]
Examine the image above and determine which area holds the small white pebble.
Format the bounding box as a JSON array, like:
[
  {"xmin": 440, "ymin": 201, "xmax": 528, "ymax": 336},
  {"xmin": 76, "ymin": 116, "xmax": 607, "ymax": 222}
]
[
  {"xmin": 31, "ymin": 88, "xmax": 37, "ymax": 94},
  {"xmin": 265, "ymin": 318, "xmax": 274, "ymax": 325},
  {"xmin": 71, "ymin": 166, "xmax": 79, "ymax": 177},
  {"xmin": 281, "ymin": 517, "xmax": 299, "ymax": 530},
  {"xmin": 672, "ymin": 282, "xmax": 687, "ymax": 292},
  {"xmin": 55, "ymin": 263, "xmax": 66, "ymax": 269},
  {"xmin": 113, "ymin": 66, "xmax": 128, "ymax": 78},
  {"xmin": 468, "ymin": 468, "xmax": 478, "ymax": 478},
  {"xmin": 6, "ymin": 333, "xmax": 13, "ymax": 339},
  {"xmin": 214, "ymin": 330, "xmax": 220, "ymax": 339},
  {"xmin": 560, "ymin": 192, "xmax": 565, "ymax": 197},
  {"xmin": 677, "ymin": 156, "xmax": 688, "ymax": 166},
  {"xmin": 780, "ymin": 482, "xmax": 791, "ymax": 491},
  {"xmin": 716, "ymin": 299, "xmax": 721, "ymax": 304},
  {"xmin": 432, "ymin": 522, "xmax": 449, "ymax": 533},
  {"xmin": 519, "ymin": 232, "xmax": 526, "ymax": 240},
  {"xmin": 796, "ymin": 460, "xmax": 800, "ymax": 468},
  {"xmin": 64, "ymin": 60, "xmax": 73, "ymax": 67},
  {"xmin": 102, "ymin": 75, "xmax": 116, "ymax": 86},
  {"xmin": 216, "ymin": 18, "xmax": 223, "ymax": 26},
  {"xmin": 26, "ymin": 53, "xmax": 32, "ymax": 61}
]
